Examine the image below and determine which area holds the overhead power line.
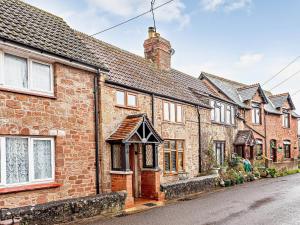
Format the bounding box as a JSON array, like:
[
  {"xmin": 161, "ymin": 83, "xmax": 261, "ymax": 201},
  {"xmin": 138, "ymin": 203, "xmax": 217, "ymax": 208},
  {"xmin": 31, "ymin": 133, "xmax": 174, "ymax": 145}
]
[
  {"xmin": 262, "ymin": 56, "xmax": 300, "ymax": 86},
  {"xmin": 90, "ymin": 0, "xmax": 175, "ymax": 37},
  {"xmin": 269, "ymin": 69, "xmax": 300, "ymax": 91},
  {"xmin": 292, "ymin": 89, "xmax": 300, "ymax": 97}
]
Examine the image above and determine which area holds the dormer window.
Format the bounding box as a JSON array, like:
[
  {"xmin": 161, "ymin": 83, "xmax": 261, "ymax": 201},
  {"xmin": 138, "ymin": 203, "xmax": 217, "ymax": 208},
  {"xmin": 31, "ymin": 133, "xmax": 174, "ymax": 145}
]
[
  {"xmin": 0, "ymin": 51, "xmax": 54, "ymax": 95},
  {"xmin": 251, "ymin": 103, "xmax": 261, "ymax": 125},
  {"xmin": 282, "ymin": 110, "xmax": 290, "ymax": 128}
]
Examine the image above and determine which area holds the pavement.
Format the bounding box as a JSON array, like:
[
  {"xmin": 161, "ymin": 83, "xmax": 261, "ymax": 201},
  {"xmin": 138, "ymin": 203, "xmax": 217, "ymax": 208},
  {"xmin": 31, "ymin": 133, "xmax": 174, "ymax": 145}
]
[{"xmin": 82, "ymin": 174, "xmax": 300, "ymax": 225}]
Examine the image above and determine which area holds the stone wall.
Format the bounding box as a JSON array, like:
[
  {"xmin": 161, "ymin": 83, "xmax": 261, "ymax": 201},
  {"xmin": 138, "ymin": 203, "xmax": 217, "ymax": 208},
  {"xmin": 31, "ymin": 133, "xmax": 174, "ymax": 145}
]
[
  {"xmin": 99, "ymin": 81, "xmax": 206, "ymax": 193},
  {"xmin": 0, "ymin": 63, "xmax": 97, "ymax": 208},
  {"xmin": 0, "ymin": 192, "xmax": 126, "ymax": 225},
  {"xmin": 160, "ymin": 175, "xmax": 217, "ymax": 200}
]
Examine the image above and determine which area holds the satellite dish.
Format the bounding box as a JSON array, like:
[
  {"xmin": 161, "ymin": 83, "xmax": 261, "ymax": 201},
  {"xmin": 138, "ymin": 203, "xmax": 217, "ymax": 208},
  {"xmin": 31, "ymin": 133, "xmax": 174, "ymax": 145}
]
[{"xmin": 170, "ymin": 48, "xmax": 175, "ymax": 56}]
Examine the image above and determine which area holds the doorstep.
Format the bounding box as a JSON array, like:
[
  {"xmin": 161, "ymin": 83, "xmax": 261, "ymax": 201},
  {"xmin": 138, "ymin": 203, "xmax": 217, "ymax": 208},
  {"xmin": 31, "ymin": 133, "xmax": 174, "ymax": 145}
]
[{"xmin": 124, "ymin": 198, "xmax": 165, "ymax": 214}]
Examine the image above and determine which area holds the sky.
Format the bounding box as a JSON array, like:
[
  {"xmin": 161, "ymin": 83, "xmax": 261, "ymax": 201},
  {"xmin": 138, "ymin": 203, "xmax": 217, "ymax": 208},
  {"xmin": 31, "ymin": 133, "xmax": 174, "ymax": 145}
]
[{"xmin": 25, "ymin": 0, "xmax": 300, "ymax": 114}]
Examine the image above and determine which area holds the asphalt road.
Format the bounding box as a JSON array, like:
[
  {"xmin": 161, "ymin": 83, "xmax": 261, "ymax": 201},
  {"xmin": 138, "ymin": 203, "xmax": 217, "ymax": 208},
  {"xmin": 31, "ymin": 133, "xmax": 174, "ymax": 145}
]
[{"xmin": 88, "ymin": 174, "xmax": 300, "ymax": 225}]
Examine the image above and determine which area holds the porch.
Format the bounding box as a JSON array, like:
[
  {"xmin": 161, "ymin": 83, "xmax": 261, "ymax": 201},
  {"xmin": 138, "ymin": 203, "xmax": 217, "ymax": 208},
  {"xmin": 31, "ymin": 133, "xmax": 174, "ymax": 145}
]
[{"xmin": 106, "ymin": 114, "xmax": 164, "ymax": 208}]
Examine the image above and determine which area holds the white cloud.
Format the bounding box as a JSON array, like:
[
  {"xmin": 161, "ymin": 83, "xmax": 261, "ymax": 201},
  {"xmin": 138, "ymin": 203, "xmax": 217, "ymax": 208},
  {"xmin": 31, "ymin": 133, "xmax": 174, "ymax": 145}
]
[
  {"xmin": 236, "ymin": 53, "xmax": 264, "ymax": 67},
  {"xmin": 200, "ymin": 0, "xmax": 252, "ymax": 12},
  {"xmin": 87, "ymin": 0, "xmax": 190, "ymax": 28}
]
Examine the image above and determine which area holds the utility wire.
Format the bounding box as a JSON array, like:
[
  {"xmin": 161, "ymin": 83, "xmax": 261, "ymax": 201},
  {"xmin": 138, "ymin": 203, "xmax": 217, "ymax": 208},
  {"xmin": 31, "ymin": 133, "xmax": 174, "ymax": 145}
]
[
  {"xmin": 269, "ymin": 69, "xmax": 300, "ymax": 91},
  {"xmin": 262, "ymin": 56, "xmax": 300, "ymax": 86},
  {"xmin": 151, "ymin": 0, "xmax": 157, "ymax": 32},
  {"xmin": 90, "ymin": 0, "xmax": 175, "ymax": 37},
  {"xmin": 292, "ymin": 89, "xmax": 300, "ymax": 97}
]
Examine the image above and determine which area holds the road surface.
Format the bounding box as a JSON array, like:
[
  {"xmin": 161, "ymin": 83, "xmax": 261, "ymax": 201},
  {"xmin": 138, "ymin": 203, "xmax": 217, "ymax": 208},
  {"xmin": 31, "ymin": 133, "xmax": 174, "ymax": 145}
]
[{"xmin": 87, "ymin": 174, "xmax": 300, "ymax": 225}]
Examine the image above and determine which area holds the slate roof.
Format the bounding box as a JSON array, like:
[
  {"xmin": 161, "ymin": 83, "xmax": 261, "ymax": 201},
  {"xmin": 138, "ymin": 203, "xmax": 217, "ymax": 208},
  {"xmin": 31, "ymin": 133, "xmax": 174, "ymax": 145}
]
[
  {"xmin": 76, "ymin": 32, "xmax": 213, "ymax": 107},
  {"xmin": 0, "ymin": 0, "xmax": 106, "ymax": 70},
  {"xmin": 200, "ymin": 72, "xmax": 248, "ymax": 108},
  {"xmin": 200, "ymin": 72, "xmax": 298, "ymax": 115},
  {"xmin": 234, "ymin": 130, "xmax": 255, "ymax": 146},
  {"xmin": 268, "ymin": 93, "xmax": 295, "ymax": 110}
]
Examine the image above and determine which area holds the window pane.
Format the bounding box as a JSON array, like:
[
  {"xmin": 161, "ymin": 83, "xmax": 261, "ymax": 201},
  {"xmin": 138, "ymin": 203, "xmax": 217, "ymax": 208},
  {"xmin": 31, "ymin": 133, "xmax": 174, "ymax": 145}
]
[
  {"xmin": 171, "ymin": 151, "xmax": 176, "ymax": 172},
  {"xmin": 31, "ymin": 62, "xmax": 51, "ymax": 92},
  {"xmin": 255, "ymin": 108, "xmax": 260, "ymax": 124},
  {"xmin": 226, "ymin": 106, "xmax": 231, "ymax": 124},
  {"xmin": 176, "ymin": 105, "xmax": 182, "ymax": 122},
  {"xmin": 252, "ymin": 108, "xmax": 256, "ymax": 123},
  {"xmin": 127, "ymin": 94, "xmax": 137, "ymax": 107},
  {"xmin": 210, "ymin": 101, "xmax": 215, "ymax": 121},
  {"xmin": 170, "ymin": 103, "xmax": 175, "ymax": 122},
  {"xmin": 144, "ymin": 145, "xmax": 153, "ymax": 167},
  {"xmin": 177, "ymin": 141, "xmax": 184, "ymax": 150},
  {"xmin": 163, "ymin": 102, "xmax": 170, "ymax": 121},
  {"xmin": 4, "ymin": 54, "xmax": 28, "ymax": 89},
  {"xmin": 116, "ymin": 91, "xmax": 125, "ymax": 105},
  {"xmin": 33, "ymin": 140, "xmax": 52, "ymax": 180},
  {"xmin": 164, "ymin": 153, "xmax": 170, "ymax": 172},
  {"xmin": 164, "ymin": 141, "xmax": 169, "ymax": 149},
  {"xmin": 215, "ymin": 106, "xmax": 220, "ymax": 123},
  {"xmin": 6, "ymin": 138, "xmax": 29, "ymax": 184},
  {"xmin": 220, "ymin": 104, "xmax": 225, "ymax": 123},
  {"xmin": 231, "ymin": 107, "xmax": 235, "ymax": 124},
  {"xmin": 112, "ymin": 144, "xmax": 122, "ymax": 169},
  {"xmin": 170, "ymin": 141, "xmax": 176, "ymax": 150},
  {"xmin": 178, "ymin": 152, "xmax": 183, "ymax": 171}
]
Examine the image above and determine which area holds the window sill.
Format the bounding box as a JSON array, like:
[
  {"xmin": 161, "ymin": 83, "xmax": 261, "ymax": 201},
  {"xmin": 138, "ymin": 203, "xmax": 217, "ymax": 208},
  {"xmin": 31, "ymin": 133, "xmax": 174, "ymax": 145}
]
[
  {"xmin": 0, "ymin": 182, "xmax": 62, "ymax": 195},
  {"xmin": 115, "ymin": 105, "xmax": 139, "ymax": 111},
  {"xmin": 211, "ymin": 121, "xmax": 235, "ymax": 127},
  {"xmin": 162, "ymin": 121, "xmax": 185, "ymax": 126},
  {"xmin": 0, "ymin": 86, "xmax": 56, "ymax": 99}
]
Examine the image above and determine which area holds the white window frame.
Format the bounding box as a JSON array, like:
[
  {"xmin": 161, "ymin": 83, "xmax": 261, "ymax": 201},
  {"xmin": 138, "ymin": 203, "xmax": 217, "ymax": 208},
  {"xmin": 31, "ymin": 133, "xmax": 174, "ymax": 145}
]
[
  {"xmin": 163, "ymin": 101, "xmax": 183, "ymax": 123},
  {"xmin": 0, "ymin": 50, "xmax": 54, "ymax": 96},
  {"xmin": 0, "ymin": 136, "xmax": 55, "ymax": 188},
  {"xmin": 211, "ymin": 100, "xmax": 235, "ymax": 126},
  {"xmin": 115, "ymin": 90, "xmax": 137, "ymax": 108}
]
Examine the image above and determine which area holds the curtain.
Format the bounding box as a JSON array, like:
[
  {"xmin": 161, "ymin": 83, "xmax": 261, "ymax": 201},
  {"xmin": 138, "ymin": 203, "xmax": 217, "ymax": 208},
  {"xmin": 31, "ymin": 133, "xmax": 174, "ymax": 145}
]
[
  {"xmin": 33, "ymin": 140, "xmax": 52, "ymax": 179},
  {"xmin": 6, "ymin": 138, "xmax": 29, "ymax": 184},
  {"xmin": 4, "ymin": 54, "xmax": 28, "ymax": 89},
  {"xmin": 31, "ymin": 62, "xmax": 51, "ymax": 91}
]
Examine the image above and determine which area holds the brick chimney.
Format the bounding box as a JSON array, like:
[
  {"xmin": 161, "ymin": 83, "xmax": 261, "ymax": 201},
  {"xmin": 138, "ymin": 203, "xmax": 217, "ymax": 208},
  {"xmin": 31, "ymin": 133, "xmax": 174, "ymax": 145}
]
[{"xmin": 143, "ymin": 27, "xmax": 173, "ymax": 71}]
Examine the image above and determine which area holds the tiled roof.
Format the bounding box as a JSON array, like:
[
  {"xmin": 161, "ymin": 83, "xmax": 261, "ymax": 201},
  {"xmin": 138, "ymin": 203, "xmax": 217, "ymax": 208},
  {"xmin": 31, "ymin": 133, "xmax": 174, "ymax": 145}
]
[
  {"xmin": 0, "ymin": 0, "xmax": 106, "ymax": 70},
  {"xmin": 200, "ymin": 72, "xmax": 297, "ymax": 114},
  {"xmin": 106, "ymin": 114, "xmax": 163, "ymax": 143},
  {"xmin": 234, "ymin": 130, "xmax": 255, "ymax": 146},
  {"xmin": 76, "ymin": 32, "xmax": 212, "ymax": 107}
]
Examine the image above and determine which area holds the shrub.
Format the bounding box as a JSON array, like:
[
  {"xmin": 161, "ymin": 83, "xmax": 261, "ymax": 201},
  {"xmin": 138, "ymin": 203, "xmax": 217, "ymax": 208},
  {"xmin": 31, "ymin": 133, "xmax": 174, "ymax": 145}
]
[
  {"xmin": 267, "ymin": 168, "xmax": 277, "ymax": 178},
  {"xmin": 287, "ymin": 169, "xmax": 300, "ymax": 175}
]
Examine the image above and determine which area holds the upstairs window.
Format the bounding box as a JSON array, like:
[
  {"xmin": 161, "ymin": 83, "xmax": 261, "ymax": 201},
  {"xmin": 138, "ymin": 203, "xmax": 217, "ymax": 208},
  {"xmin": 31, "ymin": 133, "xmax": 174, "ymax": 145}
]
[
  {"xmin": 163, "ymin": 101, "xmax": 183, "ymax": 123},
  {"xmin": 252, "ymin": 103, "xmax": 261, "ymax": 125},
  {"xmin": 116, "ymin": 90, "xmax": 137, "ymax": 108},
  {"xmin": 282, "ymin": 110, "xmax": 290, "ymax": 128},
  {"xmin": 0, "ymin": 52, "xmax": 53, "ymax": 95},
  {"xmin": 210, "ymin": 100, "xmax": 235, "ymax": 125}
]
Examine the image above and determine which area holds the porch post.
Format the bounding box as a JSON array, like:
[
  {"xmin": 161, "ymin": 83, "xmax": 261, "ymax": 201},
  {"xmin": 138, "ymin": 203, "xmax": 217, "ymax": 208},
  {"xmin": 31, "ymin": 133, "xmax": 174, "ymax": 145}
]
[
  {"xmin": 123, "ymin": 143, "xmax": 130, "ymax": 171},
  {"xmin": 153, "ymin": 144, "xmax": 159, "ymax": 169}
]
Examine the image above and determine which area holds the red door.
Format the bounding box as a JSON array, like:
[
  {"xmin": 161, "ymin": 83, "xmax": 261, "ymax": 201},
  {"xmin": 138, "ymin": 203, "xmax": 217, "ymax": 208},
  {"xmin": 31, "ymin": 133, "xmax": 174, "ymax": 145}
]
[{"xmin": 129, "ymin": 144, "xmax": 136, "ymax": 198}]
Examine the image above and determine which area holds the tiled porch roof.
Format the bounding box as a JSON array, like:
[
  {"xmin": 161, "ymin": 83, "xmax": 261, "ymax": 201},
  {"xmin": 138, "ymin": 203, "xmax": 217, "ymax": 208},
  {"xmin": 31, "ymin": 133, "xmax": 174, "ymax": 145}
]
[
  {"xmin": 234, "ymin": 130, "xmax": 255, "ymax": 146},
  {"xmin": 106, "ymin": 114, "xmax": 163, "ymax": 143}
]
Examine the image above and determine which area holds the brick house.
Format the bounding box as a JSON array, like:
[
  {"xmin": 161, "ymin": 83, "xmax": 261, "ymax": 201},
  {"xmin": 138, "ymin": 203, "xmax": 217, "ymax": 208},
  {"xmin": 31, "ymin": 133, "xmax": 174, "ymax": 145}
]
[
  {"xmin": 0, "ymin": 0, "xmax": 108, "ymax": 208},
  {"xmin": 200, "ymin": 73, "xmax": 300, "ymax": 169}
]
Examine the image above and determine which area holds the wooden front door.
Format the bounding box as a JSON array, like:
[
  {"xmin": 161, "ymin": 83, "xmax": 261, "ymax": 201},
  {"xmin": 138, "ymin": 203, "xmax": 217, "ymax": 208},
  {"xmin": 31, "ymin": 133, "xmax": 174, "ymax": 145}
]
[
  {"xmin": 129, "ymin": 144, "xmax": 140, "ymax": 198},
  {"xmin": 272, "ymin": 147, "xmax": 277, "ymax": 162}
]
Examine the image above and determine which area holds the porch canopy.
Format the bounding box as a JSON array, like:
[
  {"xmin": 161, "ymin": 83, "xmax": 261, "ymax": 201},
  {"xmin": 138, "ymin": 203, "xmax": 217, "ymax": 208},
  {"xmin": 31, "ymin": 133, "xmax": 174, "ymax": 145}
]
[
  {"xmin": 234, "ymin": 130, "xmax": 255, "ymax": 146},
  {"xmin": 107, "ymin": 114, "xmax": 163, "ymax": 171}
]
